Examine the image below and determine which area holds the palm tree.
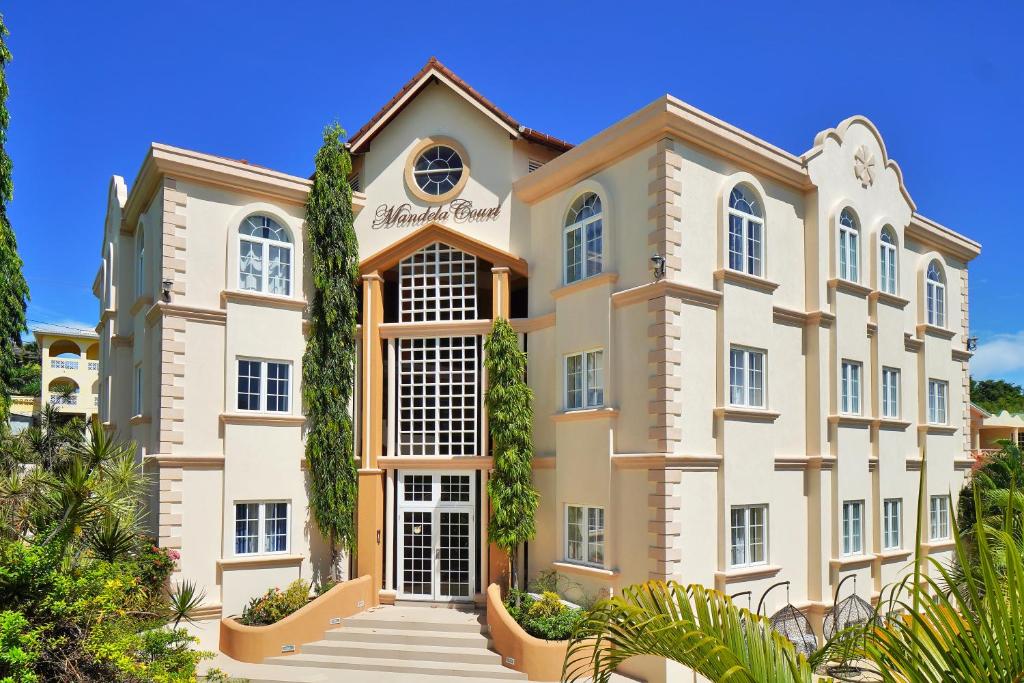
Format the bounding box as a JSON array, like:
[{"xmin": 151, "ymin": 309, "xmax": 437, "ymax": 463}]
[{"xmin": 565, "ymin": 485, "xmax": 1024, "ymax": 682}]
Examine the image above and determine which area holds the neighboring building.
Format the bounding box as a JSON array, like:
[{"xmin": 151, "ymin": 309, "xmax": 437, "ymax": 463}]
[
  {"xmin": 970, "ymin": 403, "xmax": 1024, "ymax": 455},
  {"xmin": 7, "ymin": 395, "xmax": 39, "ymax": 433},
  {"xmin": 96, "ymin": 58, "xmax": 980, "ymax": 681},
  {"xmin": 33, "ymin": 324, "xmax": 100, "ymax": 422}
]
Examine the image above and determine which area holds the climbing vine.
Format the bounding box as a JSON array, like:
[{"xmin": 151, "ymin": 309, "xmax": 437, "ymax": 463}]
[
  {"xmin": 485, "ymin": 317, "xmax": 539, "ymax": 590},
  {"xmin": 303, "ymin": 123, "xmax": 360, "ymax": 579},
  {"xmin": 0, "ymin": 14, "xmax": 29, "ymax": 422}
]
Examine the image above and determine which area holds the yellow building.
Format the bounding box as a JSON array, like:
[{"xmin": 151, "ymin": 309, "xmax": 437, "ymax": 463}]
[
  {"xmin": 33, "ymin": 324, "xmax": 100, "ymax": 422},
  {"xmin": 96, "ymin": 59, "xmax": 980, "ymax": 681}
]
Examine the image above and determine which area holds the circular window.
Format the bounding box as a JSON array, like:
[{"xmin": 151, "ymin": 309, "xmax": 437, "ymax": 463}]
[{"xmin": 404, "ymin": 137, "xmax": 470, "ymax": 203}]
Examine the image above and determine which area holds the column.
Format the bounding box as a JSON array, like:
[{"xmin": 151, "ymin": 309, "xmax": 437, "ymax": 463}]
[
  {"xmin": 357, "ymin": 273, "xmax": 384, "ymax": 598},
  {"xmin": 491, "ymin": 266, "xmax": 510, "ymax": 319}
]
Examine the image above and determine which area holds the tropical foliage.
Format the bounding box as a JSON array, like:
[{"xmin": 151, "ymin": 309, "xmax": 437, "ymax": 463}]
[
  {"xmin": 238, "ymin": 579, "xmax": 312, "ymax": 627},
  {"xmin": 0, "ymin": 13, "xmax": 30, "ymax": 422},
  {"xmin": 971, "ymin": 377, "xmax": 1024, "ymax": 416},
  {"xmin": 485, "ymin": 317, "xmax": 539, "ymax": 590},
  {"xmin": 505, "ymin": 589, "xmax": 585, "ymax": 641},
  {"xmin": 303, "ymin": 122, "xmax": 360, "ymax": 580},
  {"xmin": 565, "ymin": 479, "xmax": 1024, "ymax": 683},
  {"xmin": 0, "ymin": 422, "xmax": 208, "ymax": 682}
]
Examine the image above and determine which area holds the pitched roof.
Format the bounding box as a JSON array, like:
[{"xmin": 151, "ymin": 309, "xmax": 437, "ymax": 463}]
[
  {"xmin": 359, "ymin": 223, "xmax": 528, "ymax": 277},
  {"xmin": 347, "ymin": 57, "xmax": 573, "ymax": 155},
  {"xmin": 30, "ymin": 323, "xmax": 99, "ymax": 339}
]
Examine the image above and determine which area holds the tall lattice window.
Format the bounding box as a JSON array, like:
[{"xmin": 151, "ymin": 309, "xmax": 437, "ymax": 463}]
[
  {"xmin": 398, "ymin": 336, "xmax": 478, "ymax": 456},
  {"xmin": 399, "ymin": 243, "xmax": 477, "ymax": 322}
]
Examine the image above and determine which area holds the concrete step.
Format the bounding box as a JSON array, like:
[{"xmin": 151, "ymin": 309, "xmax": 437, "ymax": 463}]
[
  {"xmin": 264, "ymin": 652, "xmax": 526, "ymax": 680},
  {"xmin": 325, "ymin": 625, "xmax": 492, "ymax": 649},
  {"xmin": 343, "ymin": 613, "xmax": 486, "ymax": 634},
  {"xmin": 300, "ymin": 638, "xmax": 502, "ymax": 665}
]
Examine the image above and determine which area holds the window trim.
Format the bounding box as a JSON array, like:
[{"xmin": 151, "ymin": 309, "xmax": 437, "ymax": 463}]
[
  {"xmin": 237, "ymin": 215, "xmax": 294, "ymax": 298},
  {"xmin": 564, "ymin": 503, "xmax": 605, "ymax": 568},
  {"xmin": 132, "ymin": 364, "xmax": 143, "ymax": 418},
  {"xmin": 728, "ymin": 345, "xmax": 767, "ymax": 409},
  {"xmin": 563, "ymin": 193, "xmax": 604, "ymax": 286},
  {"xmin": 841, "ymin": 499, "xmax": 865, "ymax": 556},
  {"xmin": 879, "ymin": 227, "xmax": 898, "ymax": 295},
  {"xmin": 235, "ymin": 357, "xmax": 293, "ymax": 415},
  {"xmin": 883, "ymin": 498, "xmax": 902, "ymax": 550},
  {"xmin": 726, "ymin": 185, "xmax": 765, "ymax": 278},
  {"xmin": 930, "ymin": 495, "xmax": 951, "ymax": 541},
  {"xmin": 838, "ymin": 209, "xmax": 861, "ymax": 283},
  {"xmin": 881, "ymin": 366, "xmax": 901, "ymax": 419},
  {"xmin": 928, "ymin": 378, "xmax": 948, "ymax": 425},
  {"xmin": 729, "ymin": 504, "xmax": 769, "ymax": 568},
  {"xmin": 926, "ymin": 260, "xmax": 946, "ymax": 328},
  {"xmin": 233, "ymin": 500, "xmax": 291, "ymax": 556},
  {"xmin": 564, "ymin": 348, "xmax": 605, "ymax": 411},
  {"xmin": 841, "ymin": 360, "xmax": 863, "ymax": 415},
  {"xmin": 135, "ymin": 222, "xmax": 145, "ymax": 299}
]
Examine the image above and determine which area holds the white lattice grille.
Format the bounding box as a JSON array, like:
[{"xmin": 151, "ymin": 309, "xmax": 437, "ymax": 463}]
[
  {"xmin": 399, "ymin": 243, "xmax": 478, "ymax": 322},
  {"xmin": 402, "ymin": 511, "xmax": 433, "ymax": 596},
  {"xmin": 439, "ymin": 511, "xmax": 471, "ymax": 598},
  {"xmin": 398, "ymin": 336, "xmax": 478, "ymax": 456}
]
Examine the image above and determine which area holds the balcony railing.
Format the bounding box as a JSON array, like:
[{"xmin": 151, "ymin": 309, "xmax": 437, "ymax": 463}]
[
  {"xmin": 49, "ymin": 394, "xmax": 78, "ymax": 406},
  {"xmin": 88, "ymin": 361, "xmax": 99, "ymax": 371},
  {"xmin": 50, "ymin": 359, "xmax": 79, "ymax": 370}
]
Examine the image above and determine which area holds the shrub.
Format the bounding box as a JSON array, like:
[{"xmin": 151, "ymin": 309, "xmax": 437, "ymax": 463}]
[
  {"xmin": 136, "ymin": 542, "xmax": 179, "ymax": 594},
  {"xmin": 239, "ymin": 579, "xmax": 311, "ymax": 626},
  {"xmin": 314, "ymin": 578, "xmax": 339, "ymax": 597},
  {"xmin": 504, "ymin": 589, "xmax": 585, "ymax": 641}
]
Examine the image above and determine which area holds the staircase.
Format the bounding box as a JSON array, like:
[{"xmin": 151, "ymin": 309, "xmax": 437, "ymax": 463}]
[{"xmin": 251, "ymin": 604, "xmax": 526, "ymax": 682}]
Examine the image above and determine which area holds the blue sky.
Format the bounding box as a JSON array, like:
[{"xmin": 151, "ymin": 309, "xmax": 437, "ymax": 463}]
[{"xmin": 5, "ymin": 2, "xmax": 1022, "ymax": 381}]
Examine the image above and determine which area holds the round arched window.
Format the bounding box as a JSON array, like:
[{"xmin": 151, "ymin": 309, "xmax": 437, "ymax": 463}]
[{"xmin": 413, "ymin": 145, "xmax": 464, "ymax": 196}]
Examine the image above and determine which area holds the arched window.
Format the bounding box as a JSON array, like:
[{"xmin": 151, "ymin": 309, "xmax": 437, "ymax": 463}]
[
  {"xmin": 238, "ymin": 215, "xmax": 292, "ymax": 296},
  {"xmin": 838, "ymin": 209, "xmax": 860, "ymax": 282},
  {"xmin": 879, "ymin": 227, "xmax": 898, "ymax": 295},
  {"xmin": 727, "ymin": 185, "xmax": 763, "ymax": 277},
  {"xmin": 564, "ymin": 193, "xmax": 603, "ymax": 284},
  {"xmin": 926, "ymin": 260, "xmax": 945, "ymax": 327},
  {"xmin": 135, "ymin": 223, "xmax": 145, "ymax": 298}
]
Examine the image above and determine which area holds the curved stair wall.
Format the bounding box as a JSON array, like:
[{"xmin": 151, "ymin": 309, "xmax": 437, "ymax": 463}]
[
  {"xmin": 486, "ymin": 583, "xmax": 575, "ymax": 682},
  {"xmin": 219, "ymin": 574, "xmax": 375, "ymax": 663}
]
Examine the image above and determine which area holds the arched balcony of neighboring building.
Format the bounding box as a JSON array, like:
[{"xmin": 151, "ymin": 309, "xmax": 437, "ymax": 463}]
[
  {"xmin": 47, "ymin": 339, "xmax": 83, "ymax": 372},
  {"xmin": 48, "ymin": 377, "xmax": 80, "ymax": 407},
  {"xmin": 86, "ymin": 343, "xmax": 100, "ymax": 372}
]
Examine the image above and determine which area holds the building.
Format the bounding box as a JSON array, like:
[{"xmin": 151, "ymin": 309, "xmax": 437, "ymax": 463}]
[
  {"xmin": 7, "ymin": 395, "xmax": 39, "ymax": 434},
  {"xmin": 970, "ymin": 403, "xmax": 1024, "ymax": 455},
  {"xmin": 95, "ymin": 58, "xmax": 980, "ymax": 681},
  {"xmin": 32, "ymin": 324, "xmax": 100, "ymax": 422}
]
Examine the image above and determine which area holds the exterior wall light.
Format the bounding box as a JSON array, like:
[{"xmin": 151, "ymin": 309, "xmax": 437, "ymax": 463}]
[
  {"xmin": 650, "ymin": 252, "xmax": 666, "ymax": 280},
  {"xmin": 967, "ymin": 336, "xmax": 978, "ymax": 352},
  {"xmin": 161, "ymin": 279, "xmax": 173, "ymax": 302}
]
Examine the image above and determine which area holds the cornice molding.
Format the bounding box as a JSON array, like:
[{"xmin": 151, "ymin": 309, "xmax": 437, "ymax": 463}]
[
  {"xmin": 829, "ymin": 414, "xmax": 874, "ymax": 428},
  {"xmin": 220, "ymin": 289, "xmax": 307, "ymax": 311},
  {"xmin": 611, "ymin": 280, "xmax": 722, "ymax": 310},
  {"xmin": 146, "ymin": 302, "xmax": 227, "ymax": 326},
  {"xmin": 869, "ymin": 290, "xmax": 910, "ymax": 310},
  {"xmin": 828, "ymin": 278, "xmax": 873, "ymax": 299},
  {"xmin": 144, "ymin": 454, "xmax": 225, "ymax": 470},
  {"xmin": 551, "ymin": 407, "xmax": 620, "ymax": 423},
  {"xmin": 715, "ymin": 406, "xmax": 781, "ymax": 423},
  {"xmin": 713, "ymin": 269, "xmax": 779, "ymax": 294},
  {"xmin": 377, "ymin": 456, "xmax": 494, "ymax": 470},
  {"xmin": 916, "ymin": 323, "xmax": 957, "ymax": 341},
  {"xmin": 550, "ymin": 272, "xmax": 619, "ymax": 300},
  {"xmin": 219, "ymin": 413, "xmax": 305, "ymax": 427},
  {"xmin": 611, "ymin": 453, "xmax": 723, "ymax": 471}
]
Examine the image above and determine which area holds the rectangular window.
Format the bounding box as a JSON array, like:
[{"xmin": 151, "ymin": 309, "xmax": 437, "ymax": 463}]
[
  {"xmin": 839, "ymin": 226, "xmax": 859, "ymax": 281},
  {"xmin": 564, "ymin": 215, "xmax": 603, "ymax": 284},
  {"xmin": 730, "ymin": 505, "xmax": 768, "ymax": 567},
  {"xmin": 928, "ymin": 379, "xmax": 948, "ymax": 424},
  {"xmin": 566, "ymin": 504, "xmax": 605, "ymax": 567},
  {"xmin": 236, "ymin": 359, "xmax": 291, "ymax": 413},
  {"xmin": 880, "ymin": 241, "xmax": 897, "ymax": 294},
  {"xmin": 930, "ymin": 495, "xmax": 950, "ymax": 541},
  {"xmin": 883, "ymin": 498, "xmax": 902, "ymax": 550},
  {"xmin": 565, "ymin": 350, "xmax": 604, "ymax": 410},
  {"xmin": 133, "ymin": 365, "xmax": 143, "ymax": 416},
  {"xmin": 842, "ymin": 500, "xmax": 864, "ymax": 556},
  {"xmin": 841, "ymin": 360, "xmax": 862, "ymax": 415},
  {"xmin": 881, "ymin": 367, "xmax": 901, "ymax": 418},
  {"xmin": 729, "ymin": 347, "xmax": 766, "ymax": 408},
  {"xmin": 234, "ymin": 501, "xmax": 290, "ymax": 555}
]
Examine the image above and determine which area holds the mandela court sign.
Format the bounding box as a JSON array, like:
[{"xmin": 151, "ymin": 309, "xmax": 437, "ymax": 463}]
[{"xmin": 371, "ymin": 199, "xmax": 501, "ymax": 230}]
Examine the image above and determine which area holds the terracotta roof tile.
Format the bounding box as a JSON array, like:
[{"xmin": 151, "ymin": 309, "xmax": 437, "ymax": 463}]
[{"xmin": 348, "ymin": 57, "xmax": 572, "ymax": 154}]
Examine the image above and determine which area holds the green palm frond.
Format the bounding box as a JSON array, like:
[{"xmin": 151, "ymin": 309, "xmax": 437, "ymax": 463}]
[
  {"xmin": 563, "ymin": 580, "xmax": 815, "ymax": 683},
  {"xmin": 168, "ymin": 579, "xmax": 207, "ymax": 628}
]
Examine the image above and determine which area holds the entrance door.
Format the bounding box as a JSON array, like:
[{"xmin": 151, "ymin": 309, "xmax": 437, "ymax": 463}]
[{"xmin": 397, "ymin": 472, "xmax": 475, "ymax": 601}]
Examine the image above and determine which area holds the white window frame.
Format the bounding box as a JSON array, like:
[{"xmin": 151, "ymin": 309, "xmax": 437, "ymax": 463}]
[
  {"xmin": 881, "ymin": 366, "xmax": 901, "ymax": 419},
  {"xmin": 235, "ymin": 358, "xmax": 292, "ymax": 414},
  {"xmin": 564, "ymin": 504, "xmax": 605, "ymax": 568},
  {"xmin": 879, "ymin": 228, "xmax": 898, "ymax": 295},
  {"xmin": 135, "ymin": 223, "xmax": 145, "ymax": 299},
  {"xmin": 883, "ymin": 498, "xmax": 902, "ymax": 550},
  {"xmin": 237, "ymin": 216, "xmax": 293, "ymax": 297},
  {"xmin": 564, "ymin": 349, "xmax": 604, "ymax": 411},
  {"xmin": 842, "ymin": 500, "xmax": 865, "ymax": 556},
  {"xmin": 930, "ymin": 495, "xmax": 951, "ymax": 541},
  {"xmin": 838, "ymin": 210, "xmax": 860, "ymax": 282},
  {"xmin": 728, "ymin": 346, "xmax": 766, "ymax": 408},
  {"xmin": 563, "ymin": 194, "xmax": 604, "ymax": 285},
  {"xmin": 928, "ymin": 379, "xmax": 948, "ymax": 425},
  {"xmin": 841, "ymin": 360, "xmax": 862, "ymax": 415},
  {"xmin": 726, "ymin": 186, "xmax": 764, "ymax": 277},
  {"xmin": 132, "ymin": 364, "xmax": 143, "ymax": 417},
  {"xmin": 926, "ymin": 261, "xmax": 946, "ymax": 327},
  {"xmin": 233, "ymin": 500, "xmax": 291, "ymax": 556},
  {"xmin": 729, "ymin": 504, "xmax": 768, "ymax": 568}
]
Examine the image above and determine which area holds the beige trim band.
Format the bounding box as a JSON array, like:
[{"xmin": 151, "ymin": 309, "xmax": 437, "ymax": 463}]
[
  {"xmin": 221, "ymin": 289, "xmax": 308, "ymax": 311},
  {"xmin": 219, "ymin": 413, "xmax": 306, "ymax": 427},
  {"xmin": 612, "ymin": 280, "xmax": 722, "ymax": 310},
  {"xmin": 217, "ymin": 554, "xmax": 305, "ymax": 570},
  {"xmin": 550, "ymin": 272, "xmax": 619, "ymax": 300},
  {"xmin": 713, "ymin": 269, "xmax": 779, "ymax": 294},
  {"xmin": 376, "ymin": 456, "xmax": 494, "ymax": 470}
]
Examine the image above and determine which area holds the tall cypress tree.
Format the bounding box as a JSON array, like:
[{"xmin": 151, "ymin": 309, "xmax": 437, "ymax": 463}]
[
  {"xmin": 303, "ymin": 123, "xmax": 360, "ymax": 580},
  {"xmin": 485, "ymin": 317, "xmax": 539, "ymax": 590},
  {"xmin": 0, "ymin": 15, "xmax": 28, "ymax": 423}
]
